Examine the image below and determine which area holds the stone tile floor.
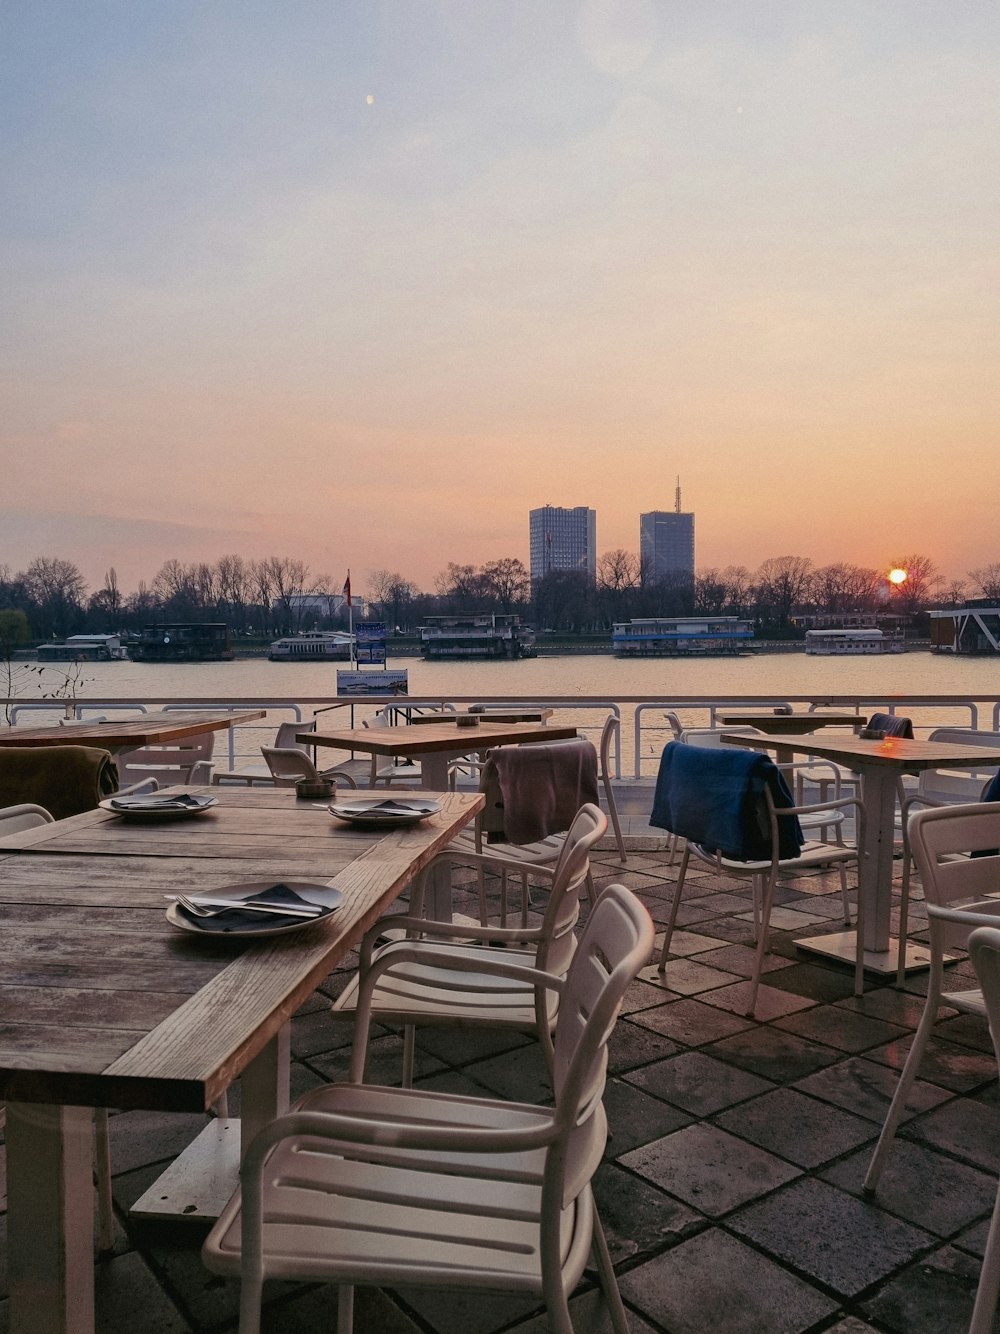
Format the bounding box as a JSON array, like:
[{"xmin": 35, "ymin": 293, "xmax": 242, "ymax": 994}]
[{"xmin": 2, "ymin": 826, "xmax": 999, "ymax": 1334}]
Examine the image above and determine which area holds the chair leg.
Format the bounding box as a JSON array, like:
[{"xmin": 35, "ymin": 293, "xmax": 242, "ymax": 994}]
[
  {"xmin": 746, "ymin": 870, "xmax": 778, "ymax": 1018},
  {"xmin": 602, "ymin": 773, "xmax": 627, "ymax": 865},
  {"xmin": 591, "ymin": 1207, "xmax": 629, "ymax": 1334},
  {"xmin": 970, "ymin": 1179, "xmax": 1000, "ymax": 1334},
  {"xmin": 896, "ymin": 849, "xmax": 913, "ymax": 988},
  {"xmin": 337, "ymin": 1283, "xmax": 355, "ymax": 1334},
  {"xmin": 850, "ymin": 863, "xmax": 865, "ymax": 998},
  {"xmin": 657, "ymin": 846, "xmax": 691, "ymax": 969},
  {"xmin": 863, "ymin": 990, "xmax": 940, "ymax": 1193},
  {"xmin": 238, "ymin": 1274, "xmax": 263, "ymax": 1334}
]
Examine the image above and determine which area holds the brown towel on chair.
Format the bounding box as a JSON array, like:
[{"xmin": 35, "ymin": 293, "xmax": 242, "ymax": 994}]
[
  {"xmin": 487, "ymin": 739, "xmax": 599, "ymax": 845},
  {"xmin": 0, "ymin": 746, "xmax": 119, "ymax": 821}
]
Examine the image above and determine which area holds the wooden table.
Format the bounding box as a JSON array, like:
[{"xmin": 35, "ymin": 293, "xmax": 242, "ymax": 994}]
[
  {"xmin": 408, "ymin": 708, "xmax": 554, "ymax": 725},
  {"xmin": 718, "ymin": 711, "xmax": 866, "ymax": 736},
  {"xmin": 0, "ymin": 784, "xmax": 481, "ymax": 1334},
  {"xmin": 0, "ymin": 708, "xmax": 266, "ymax": 754},
  {"xmin": 722, "ymin": 731, "xmax": 1000, "ymax": 974},
  {"xmin": 305, "ymin": 719, "xmax": 578, "ymax": 792}
]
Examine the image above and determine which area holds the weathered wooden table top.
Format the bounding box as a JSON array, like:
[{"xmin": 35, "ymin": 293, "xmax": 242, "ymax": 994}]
[
  {"xmin": 0, "ymin": 785, "xmax": 481, "ymax": 1111},
  {"xmin": 0, "ymin": 708, "xmax": 266, "ymax": 750}
]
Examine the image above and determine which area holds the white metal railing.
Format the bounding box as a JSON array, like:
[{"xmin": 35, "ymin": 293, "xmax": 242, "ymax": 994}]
[{"xmin": 4, "ymin": 693, "xmax": 999, "ymax": 781}]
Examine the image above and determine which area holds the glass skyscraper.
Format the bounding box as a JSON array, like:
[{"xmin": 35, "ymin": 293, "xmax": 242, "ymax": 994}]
[
  {"xmin": 639, "ymin": 510, "xmax": 695, "ymax": 585},
  {"xmin": 529, "ymin": 506, "xmax": 597, "ymax": 583}
]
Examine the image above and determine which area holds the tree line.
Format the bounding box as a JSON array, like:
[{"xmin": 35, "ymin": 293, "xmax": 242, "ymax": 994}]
[{"xmin": 3, "ymin": 551, "xmax": 1000, "ymax": 645}]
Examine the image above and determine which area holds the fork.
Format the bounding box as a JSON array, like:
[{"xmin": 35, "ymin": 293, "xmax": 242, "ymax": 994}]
[{"xmin": 172, "ymin": 893, "xmax": 321, "ymax": 919}]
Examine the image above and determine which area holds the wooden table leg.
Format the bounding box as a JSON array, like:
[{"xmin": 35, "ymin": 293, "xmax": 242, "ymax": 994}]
[
  {"xmin": 240, "ymin": 1025, "xmax": 291, "ymax": 1163},
  {"xmin": 6, "ymin": 1102, "xmax": 95, "ymax": 1334}
]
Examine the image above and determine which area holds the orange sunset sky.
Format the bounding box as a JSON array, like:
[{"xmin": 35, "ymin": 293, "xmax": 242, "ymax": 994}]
[{"xmin": 3, "ymin": 1, "xmax": 999, "ymax": 596}]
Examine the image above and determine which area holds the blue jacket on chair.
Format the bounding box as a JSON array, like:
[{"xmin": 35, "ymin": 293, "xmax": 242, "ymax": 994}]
[{"xmin": 650, "ymin": 742, "xmax": 803, "ymax": 862}]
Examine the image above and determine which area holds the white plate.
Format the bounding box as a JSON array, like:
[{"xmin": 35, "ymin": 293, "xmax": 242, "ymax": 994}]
[
  {"xmin": 328, "ymin": 797, "xmax": 441, "ymax": 828},
  {"xmin": 167, "ymin": 880, "xmax": 342, "ymax": 937},
  {"xmin": 102, "ymin": 794, "xmax": 218, "ymax": 819}
]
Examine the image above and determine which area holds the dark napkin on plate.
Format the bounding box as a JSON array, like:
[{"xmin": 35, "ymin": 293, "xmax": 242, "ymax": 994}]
[
  {"xmin": 179, "ymin": 883, "xmax": 328, "ymax": 933},
  {"xmin": 113, "ymin": 793, "xmax": 207, "ymax": 810}
]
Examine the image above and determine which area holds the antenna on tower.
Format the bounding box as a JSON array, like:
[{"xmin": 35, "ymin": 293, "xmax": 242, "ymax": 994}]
[{"xmin": 675, "ymin": 476, "xmax": 682, "ymax": 514}]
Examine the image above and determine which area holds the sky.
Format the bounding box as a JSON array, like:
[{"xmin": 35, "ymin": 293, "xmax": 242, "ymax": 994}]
[{"xmin": 3, "ymin": 0, "xmax": 999, "ymax": 599}]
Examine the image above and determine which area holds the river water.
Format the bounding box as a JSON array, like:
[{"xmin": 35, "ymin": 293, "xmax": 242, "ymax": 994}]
[
  {"xmin": 22, "ymin": 646, "xmax": 1000, "ymax": 705},
  {"xmin": 14, "ymin": 648, "xmax": 999, "ymax": 780}
]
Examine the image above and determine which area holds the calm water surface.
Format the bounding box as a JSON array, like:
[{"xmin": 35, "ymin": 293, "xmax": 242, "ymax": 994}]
[
  {"xmin": 18, "ymin": 650, "xmax": 999, "ymax": 779},
  {"xmin": 31, "ymin": 648, "xmax": 1000, "ymax": 704}
]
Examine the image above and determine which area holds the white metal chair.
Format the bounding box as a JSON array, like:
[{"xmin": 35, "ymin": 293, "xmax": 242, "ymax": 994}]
[
  {"xmin": 655, "ymin": 743, "xmax": 864, "ymax": 1016},
  {"xmin": 259, "ymin": 745, "xmax": 358, "ymax": 789},
  {"xmin": 864, "ymin": 801, "xmax": 1000, "ymax": 1197},
  {"xmin": 895, "ymin": 729, "xmax": 1000, "ymax": 983},
  {"xmin": 0, "ymin": 802, "xmax": 57, "ymax": 836},
  {"xmin": 117, "ymin": 732, "xmax": 216, "ymax": 788},
  {"xmin": 212, "ymin": 720, "xmax": 316, "ymax": 786},
  {"xmin": 330, "ymin": 803, "xmax": 608, "ymax": 1084},
  {"xmin": 202, "ymin": 882, "xmax": 653, "ymax": 1334},
  {"xmin": 965, "ymin": 925, "xmax": 1000, "ymax": 1334},
  {"xmin": 449, "ymin": 738, "xmax": 602, "ymax": 925},
  {"xmin": 363, "ymin": 708, "xmax": 422, "ymax": 787}
]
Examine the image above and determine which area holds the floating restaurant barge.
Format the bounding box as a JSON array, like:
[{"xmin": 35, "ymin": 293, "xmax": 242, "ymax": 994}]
[
  {"xmin": 419, "ymin": 615, "xmax": 537, "ymax": 660},
  {"xmin": 36, "ymin": 634, "xmax": 128, "ymax": 662},
  {"xmin": 269, "ymin": 631, "xmax": 354, "ymax": 661},
  {"xmin": 930, "ymin": 604, "xmax": 1000, "ymax": 654},
  {"xmin": 130, "ymin": 623, "xmax": 234, "ymax": 662},
  {"xmin": 612, "ymin": 616, "xmax": 754, "ymax": 657},
  {"xmin": 805, "ymin": 628, "xmax": 906, "ymax": 656}
]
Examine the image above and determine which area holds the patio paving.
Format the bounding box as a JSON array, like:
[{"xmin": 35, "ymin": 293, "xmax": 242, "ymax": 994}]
[{"xmin": 2, "ymin": 816, "xmax": 999, "ymax": 1334}]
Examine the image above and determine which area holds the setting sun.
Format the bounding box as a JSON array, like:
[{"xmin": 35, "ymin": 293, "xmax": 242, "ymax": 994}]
[{"xmin": 888, "ymin": 568, "xmax": 908, "ymax": 585}]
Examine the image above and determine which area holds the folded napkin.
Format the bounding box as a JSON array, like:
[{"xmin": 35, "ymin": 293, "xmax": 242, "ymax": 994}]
[
  {"xmin": 178, "ymin": 884, "xmax": 328, "ymax": 933},
  {"xmin": 0, "ymin": 745, "xmax": 118, "ymax": 821}
]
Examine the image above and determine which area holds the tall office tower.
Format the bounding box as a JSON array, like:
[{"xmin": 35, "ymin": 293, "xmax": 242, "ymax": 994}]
[
  {"xmin": 529, "ymin": 505, "xmax": 597, "ymax": 583},
  {"xmin": 640, "ymin": 480, "xmax": 695, "ymax": 585}
]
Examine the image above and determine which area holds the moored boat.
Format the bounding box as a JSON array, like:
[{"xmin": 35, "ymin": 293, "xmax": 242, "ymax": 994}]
[
  {"xmin": 269, "ymin": 631, "xmax": 354, "ymax": 661},
  {"xmin": 36, "ymin": 634, "xmax": 128, "ymax": 662},
  {"xmin": 805, "ymin": 629, "xmax": 906, "ymax": 656},
  {"xmin": 612, "ymin": 616, "xmax": 754, "ymax": 657}
]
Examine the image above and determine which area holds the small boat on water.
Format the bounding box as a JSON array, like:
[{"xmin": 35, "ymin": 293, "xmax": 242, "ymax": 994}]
[
  {"xmin": 805, "ymin": 629, "xmax": 906, "ymax": 656},
  {"xmin": 269, "ymin": 631, "xmax": 355, "ymax": 662},
  {"xmin": 36, "ymin": 633, "xmax": 128, "ymax": 662}
]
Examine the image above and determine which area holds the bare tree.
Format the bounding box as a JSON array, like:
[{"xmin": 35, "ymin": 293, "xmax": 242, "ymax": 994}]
[
  {"xmin": 810, "ymin": 563, "xmax": 882, "ymax": 613},
  {"xmin": 754, "ymin": 556, "xmax": 813, "ymax": 628},
  {"xmin": 887, "ymin": 553, "xmax": 943, "ymax": 616},
  {"xmin": 481, "ymin": 557, "xmax": 530, "ymax": 614},
  {"xmin": 435, "ymin": 563, "xmax": 490, "ymax": 613},
  {"xmin": 21, "ymin": 557, "xmax": 87, "ymax": 638},
  {"xmin": 968, "ymin": 564, "xmax": 1000, "ymax": 601},
  {"xmin": 694, "ymin": 568, "xmax": 728, "ymax": 614},
  {"xmin": 368, "ymin": 569, "xmax": 417, "ymax": 631},
  {"xmin": 721, "ymin": 565, "xmax": 754, "ymax": 616}
]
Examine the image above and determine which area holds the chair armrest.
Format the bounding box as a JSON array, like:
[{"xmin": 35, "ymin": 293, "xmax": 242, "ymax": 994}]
[
  {"xmin": 358, "ymin": 911, "xmax": 544, "ymax": 968},
  {"xmin": 350, "ymin": 943, "xmax": 563, "ymax": 1081}
]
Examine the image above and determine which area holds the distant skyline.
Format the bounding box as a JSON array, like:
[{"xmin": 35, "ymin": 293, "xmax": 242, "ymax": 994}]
[{"xmin": 3, "ymin": 2, "xmax": 999, "ymax": 592}]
